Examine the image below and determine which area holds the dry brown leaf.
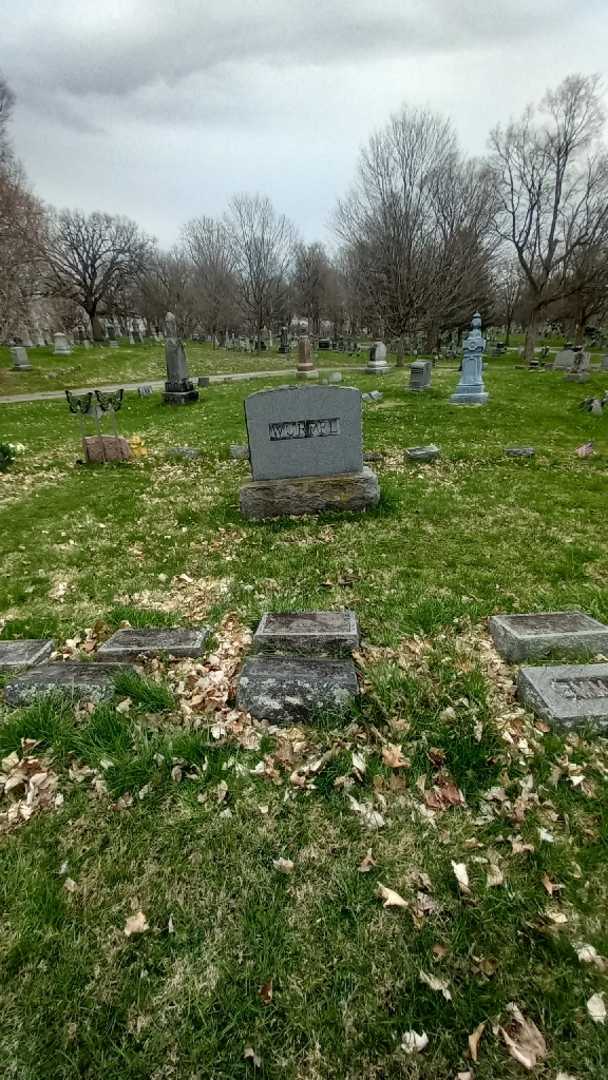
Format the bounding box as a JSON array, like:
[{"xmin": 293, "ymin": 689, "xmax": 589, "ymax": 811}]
[
  {"xmin": 272, "ymin": 857, "xmax": 294, "ymax": 874},
  {"xmin": 468, "ymin": 1020, "xmax": 486, "ymax": 1062},
  {"xmin": 486, "ymin": 865, "xmax": 504, "ymax": 887},
  {"xmin": 587, "ymin": 993, "xmax": 606, "ymax": 1024},
  {"xmin": 451, "ymin": 861, "xmax": 471, "ymax": 894},
  {"xmin": 432, "ymin": 943, "xmax": 448, "ymax": 959},
  {"xmin": 419, "ymin": 969, "xmax": 452, "ymax": 1000},
  {"xmin": 259, "ymin": 978, "xmax": 273, "ymax": 1006},
  {"xmin": 574, "ymin": 943, "xmax": 608, "ymax": 973},
  {"xmin": 382, "ymin": 744, "xmax": 410, "ymax": 769},
  {"xmin": 124, "ymin": 911, "xmax": 150, "ymax": 936},
  {"xmin": 400, "ymin": 1030, "xmax": 428, "ymax": 1054},
  {"xmin": 358, "ymin": 848, "xmax": 376, "ymax": 873},
  {"xmin": 499, "ymin": 1002, "xmax": 547, "ymax": 1070},
  {"xmin": 377, "ymin": 883, "xmax": 408, "ymax": 909},
  {"xmin": 542, "ymin": 873, "xmax": 563, "ymax": 896}
]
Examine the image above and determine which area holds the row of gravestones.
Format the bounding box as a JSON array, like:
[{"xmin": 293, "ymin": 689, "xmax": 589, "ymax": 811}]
[{"xmin": 2, "ymin": 610, "xmax": 607, "ymax": 730}]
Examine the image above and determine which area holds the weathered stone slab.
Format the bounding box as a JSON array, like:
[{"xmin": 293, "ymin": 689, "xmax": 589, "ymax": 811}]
[
  {"xmin": 409, "ymin": 360, "xmax": 432, "ymax": 391},
  {"xmin": 239, "ymin": 468, "xmax": 380, "ymax": 521},
  {"xmin": 552, "ymin": 349, "xmax": 575, "ymax": 371},
  {"xmin": 236, "ymin": 655, "xmax": 359, "ymax": 722},
  {"xmin": 244, "ymin": 385, "xmax": 363, "ymax": 481},
  {"xmin": 167, "ymin": 446, "xmax": 202, "ymax": 461},
  {"xmin": 10, "ymin": 346, "xmax": 31, "ymax": 370},
  {"xmin": 405, "ymin": 444, "xmax": 440, "ymax": 463},
  {"xmin": 0, "ymin": 639, "xmax": 54, "ymax": 673},
  {"xmin": 83, "ymin": 435, "xmax": 132, "ymax": 463},
  {"xmin": 518, "ymin": 663, "xmax": 608, "ymax": 729},
  {"xmin": 489, "ymin": 612, "xmax": 608, "ymax": 662},
  {"xmin": 4, "ymin": 662, "xmax": 129, "ymax": 706},
  {"xmin": 253, "ymin": 611, "xmax": 359, "ymax": 657},
  {"xmin": 96, "ymin": 627, "xmax": 210, "ymax": 661},
  {"xmin": 505, "ymin": 447, "xmax": 535, "ymax": 458}
]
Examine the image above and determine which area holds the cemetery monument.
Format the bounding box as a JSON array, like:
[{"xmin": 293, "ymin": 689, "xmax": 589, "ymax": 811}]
[
  {"xmin": 163, "ymin": 312, "xmax": 199, "ymax": 405},
  {"xmin": 449, "ymin": 312, "xmax": 488, "ymax": 405}
]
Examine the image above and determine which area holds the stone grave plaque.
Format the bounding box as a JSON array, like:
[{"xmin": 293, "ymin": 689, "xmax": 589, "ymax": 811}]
[
  {"xmin": 489, "ymin": 612, "xmax": 608, "ymax": 662},
  {"xmin": 405, "ymin": 444, "xmax": 440, "ymax": 463},
  {"xmin": 244, "ymin": 385, "xmax": 363, "ymax": 481},
  {"xmin": 236, "ymin": 655, "xmax": 358, "ymax": 723},
  {"xmin": 0, "ymin": 639, "xmax": 54, "ymax": 673},
  {"xmin": 552, "ymin": 349, "xmax": 575, "ymax": 371},
  {"xmin": 253, "ymin": 611, "xmax": 359, "ymax": 656},
  {"xmin": 518, "ymin": 663, "xmax": 608, "ymax": 729},
  {"xmin": 96, "ymin": 627, "xmax": 210, "ymax": 661},
  {"xmin": 4, "ymin": 662, "xmax": 129, "ymax": 706}
]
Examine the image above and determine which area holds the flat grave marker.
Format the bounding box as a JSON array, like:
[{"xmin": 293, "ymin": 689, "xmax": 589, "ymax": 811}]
[
  {"xmin": 96, "ymin": 627, "xmax": 210, "ymax": 661},
  {"xmin": 489, "ymin": 612, "xmax": 608, "ymax": 662},
  {"xmin": 4, "ymin": 662, "xmax": 130, "ymax": 706},
  {"xmin": 236, "ymin": 655, "xmax": 358, "ymax": 723},
  {"xmin": 253, "ymin": 611, "xmax": 359, "ymax": 656},
  {"xmin": 518, "ymin": 663, "xmax": 608, "ymax": 729},
  {"xmin": 0, "ymin": 639, "xmax": 54, "ymax": 673}
]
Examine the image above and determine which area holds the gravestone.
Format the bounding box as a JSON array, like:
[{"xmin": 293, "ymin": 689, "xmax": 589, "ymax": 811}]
[
  {"xmin": 83, "ymin": 436, "xmax": 132, "ymax": 463},
  {"xmin": 362, "ymin": 390, "xmax": 383, "ymax": 403},
  {"xmin": 35, "ymin": 328, "xmax": 46, "ymax": 347},
  {"xmin": 405, "ymin": 444, "xmax": 440, "ymax": 463},
  {"xmin": 54, "ymin": 333, "xmax": 71, "ymax": 356},
  {"xmin": 21, "ymin": 330, "xmax": 33, "ymax": 348},
  {"xmin": 367, "ymin": 341, "xmax": 388, "ymax": 374},
  {"xmin": 553, "ymin": 348, "xmax": 575, "ymax": 371},
  {"xmin": 0, "ymin": 639, "xmax": 54, "ymax": 673},
  {"xmin": 4, "ymin": 662, "xmax": 130, "ymax": 706},
  {"xmin": 296, "ymin": 335, "xmax": 317, "ymax": 379},
  {"xmin": 163, "ymin": 312, "xmax": 199, "ymax": 405},
  {"xmin": 450, "ymin": 313, "xmax": 488, "ymax": 405},
  {"xmin": 602, "ymin": 354, "xmax": 608, "ymax": 371},
  {"xmin": 96, "ymin": 626, "xmax": 210, "ymax": 661},
  {"xmin": 518, "ymin": 663, "xmax": 608, "ymax": 729},
  {"xmin": 489, "ymin": 611, "xmax": 608, "ymax": 662},
  {"xmin": 10, "ymin": 346, "xmax": 31, "ymax": 371},
  {"xmin": 253, "ymin": 611, "xmax": 359, "ymax": 656},
  {"xmin": 236, "ymin": 609, "xmax": 360, "ymax": 722},
  {"xmin": 409, "ymin": 360, "xmax": 432, "ymax": 391},
  {"xmin": 239, "ymin": 385, "xmax": 380, "ymax": 520},
  {"xmin": 167, "ymin": 446, "xmax": 203, "ymax": 461},
  {"xmin": 138, "ymin": 384, "xmax": 153, "ymax": 396},
  {"xmin": 279, "ymin": 326, "xmax": 290, "ymax": 354},
  {"xmin": 505, "ymin": 447, "xmax": 535, "ymax": 458}
]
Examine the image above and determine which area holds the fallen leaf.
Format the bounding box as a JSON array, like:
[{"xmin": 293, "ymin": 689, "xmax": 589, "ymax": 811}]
[
  {"xmin": 116, "ymin": 698, "xmax": 131, "ymax": 715},
  {"xmin": 377, "ymin": 883, "xmax": 408, "ymax": 909},
  {"xmin": 538, "ymin": 827, "xmax": 555, "ymax": 844},
  {"xmin": 273, "ymin": 857, "xmax": 294, "ymax": 874},
  {"xmin": 124, "ymin": 911, "xmax": 150, "ymax": 937},
  {"xmin": 486, "ymin": 865, "xmax": 504, "ymax": 887},
  {"xmin": 468, "ymin": 1020, "xmax": 486, "ymax": 1062},
  {"xmin": 243, "ymin": 1046, "xmax": 262, "ymax": 1067},
  {"xmin": 358, "ymin": 848, "xmax": 376, "ymax": 873},
  {"xmin": 451, "ymin": 861, "xmax": 471, "ymax": 894},
  {"xmin": 63, "ymin": 878, "xmax": 77, "ymax": 893},
  {"xmin": 499, "ymin": 1002, "xmax": 547, "ymax": 1070},
  {"xmin": 382, "ymin": 744, "xmax": 410, "ymax": 769},
  {"xmin": 400, "ymin": 1030, "xmax": 428, "ymax": 1054},
  {"xmin": 556, "ymin": 1073, "xmax": 578, "ymax": 1080},
  {"xmin": 574, "ymin": 943, "xmax": 608, "ymax": 973},
  {"xmin": 587, "ymin": 993, "xmax": 606, "ymax": 1024},
  {"xmin": 546, "ymin": 909, "xmax": 568, "ymax": 925},
  {"xmin": 542, "ymin": 874, "xmax": 562, "ymax": 896},
  {"xmin": 259, "ymin": 978, "xmax": 273, "ymax": 1006},
  {"xmin": 419, "ymin": 969, "xmax": 452, "ymax": 1001},
  {"xmin": 432, "ymin": 943, "xmax": 448, "ymax": 959}
]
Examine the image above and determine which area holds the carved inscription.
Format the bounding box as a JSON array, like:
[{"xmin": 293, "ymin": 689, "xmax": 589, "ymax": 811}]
[
  {"xmin": 554, "ymin": 676, "xmax": 608, "ymax": 701},
  {"xmin": 269, "ymin": 417, "xmax": 340, "ymax": 441}
]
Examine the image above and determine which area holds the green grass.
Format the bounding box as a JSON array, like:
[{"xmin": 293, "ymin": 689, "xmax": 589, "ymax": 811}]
[{"xmin": 1, "ymin": 355, "xmax": 608, "ymax": 1077}]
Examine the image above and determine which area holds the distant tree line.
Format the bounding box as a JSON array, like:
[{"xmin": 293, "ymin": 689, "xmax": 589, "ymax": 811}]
[{"xmin": 2, "ymin": 71, "xmax": 608, "ymax": 353}]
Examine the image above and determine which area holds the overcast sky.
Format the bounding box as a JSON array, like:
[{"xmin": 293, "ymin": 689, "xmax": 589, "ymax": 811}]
[{"xmin": 4, "ymin": 0, "xmax": 608, "ymax": 248}]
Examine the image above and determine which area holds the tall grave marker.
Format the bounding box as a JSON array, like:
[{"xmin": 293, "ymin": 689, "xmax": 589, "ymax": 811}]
[
  {"xmin": 163, "ymin": 312, "xmax": 199, "ymax": 405},
  {"xmin": 450, "ymin": 312, "xmax": 488, "ymax": 405}
]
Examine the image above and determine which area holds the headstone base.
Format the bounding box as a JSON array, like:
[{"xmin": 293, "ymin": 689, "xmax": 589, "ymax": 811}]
[
  {"xmin": 163, "ymin": 389, "xmax": 200, "ymax": 405},
  {"xmin": 366, "ymin": 363, "xmax": 389, "ymax": 375},
  {"xmin": 83, "ymin": 436, "xmax": 132, "ymax": 463},
  {"xmin": 236, "ymin": 655, "xmax": 358, "ymax": 722},
  {"xmin": 239, "ymin": 467, "xmax": 380, "ymax": 521},
  {"xmin": 296, "ymin": 368, "xmax": 319, "ymax": 380},
  {"xmin": 253, "ymin": 611, "xmax": 359, "ymax": 657},
  {"xmin": 449, "ymin": 389, "xmax": 488, "ymax": 405}
]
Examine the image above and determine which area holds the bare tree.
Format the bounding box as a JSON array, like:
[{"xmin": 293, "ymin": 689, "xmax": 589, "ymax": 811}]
[
  {"xmin": 489, "ymin": 74, "xmax": 608, "ymax": 361},
  {"xmin": 493, "ymin": 255, "xmax": 523, "ymax": 344},
  {"xmin": 0, "ymin": 161, "xmax": 45, "ymax": 341},
  {"xmin": 42, "ymin": 209, "xmax": 154, "ymax": 340},
  {"xmin": 182, "ymin": 216, "xmax": 238, "ymax": 340},
  {"xmin": 136, "ymin": 248, "xmax": 199, "ymax": 334},
  {"xmin": 292, "ymin": 242, "xmax": 332, "ymax": 335},
  {"xmin": 335, "ymin": 106, "xmax": 493, "ymax": 344},
  {"xmin": 0, "ymin": 73, "xmax": 15, "ymax": 165},
  {"xmin": 226, "ymin": 194, "xmax": 297, "ymax": 348}
]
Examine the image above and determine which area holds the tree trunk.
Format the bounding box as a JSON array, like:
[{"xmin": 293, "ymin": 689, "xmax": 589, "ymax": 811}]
[
  {"xmin": 90, "ymin": 313, "xmax": 105, "ymax": 342},
  {"xmin": 524, "ymin": 311, "xmax": 540, "ymax": 363},
  {"xmin": 574, "ymin": 320, "xmax": 585, "ymax": 346},
  {"xmin": 504, "ymin": 318, "xmax": 512, "ymax": 346}
]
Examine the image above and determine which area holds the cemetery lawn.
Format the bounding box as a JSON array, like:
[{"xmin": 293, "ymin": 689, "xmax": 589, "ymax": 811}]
[
  {"xmin": 1, "ymin": 362, "xmax": 608, "ymax": 1079},
  {"xmin": 0, "ymin": 341, "xmax": 366, "ymax": 397}
]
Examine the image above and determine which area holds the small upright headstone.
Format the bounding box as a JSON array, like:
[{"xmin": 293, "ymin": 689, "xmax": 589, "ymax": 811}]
[
  {"xmin": 450, "ymin": 313, "xmax": 488, "ymax": 405},
  {"xmin": 409, "ymin": 360, "xmax": 432, "ymax": 391},
  {"xmin": 54, "ymin": 332, "xmax": 71, "ymax": 356},
  {"xmin": 163, "ymin": 312, "xmax": 199, "ymax": 405},
  {"xmin": 553, "ymin": 348, "xmax": 575, "ymax": 371},
  {"xmin": 296, "ymin": 335, "xmax": 317, "ymax": 379},
  {"xmin": 35, "ymin": 328, "xmax": 46, "ymax": 348},
  {"xmin": 138, "ymin": 384, "xmax": 153, "ymax": 397},
  {"xmin": 10, "ymin": 346, "xmax": 31, "ymax": 371},
  {"xmin": 367, "ymin": 341, "xmax": 388, "ymax": 375},
  {"xmin": 601, "ymin": 354, "xmax": 608, "ymax": 371}
]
